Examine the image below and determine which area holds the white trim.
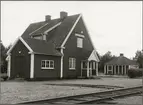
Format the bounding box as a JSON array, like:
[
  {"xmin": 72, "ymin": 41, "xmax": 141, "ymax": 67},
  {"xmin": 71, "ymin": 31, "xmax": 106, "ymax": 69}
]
[
  {"xmin": 104, "ymin": 65, "xmax": 106, "ymax": 74},
  {"xmin": 19, "ymin": 37, "xmax": 33, "ymax": 52},
  {"xmin": 44, "ymin": 22, "xmax": 62, "ymax": 34},
  {"xmin": 41, "ymin": 68, "xmax": 54, "ymax": 69},
  {"xmin": 87, "ymin": 61, "xmax": 89, "ymax": 77},
  {"xmin": 30, "ymin": 53, "xmax": 34, "ymax": 78},
  {"xmin": 60, "ymin": 49, "xmax": 64, "ymax": 78},
  {"xmin": 75, "ymin": 33, "xmax": 85, "ymax": 38},
  {"xmin": 7, "ymin": 54, "xmax": 11, "ymax": 78},
  {"xmin": 7, "ymin": 37, "xmax": 19, "ymax": 54},
  {"xmin": 61, "ymin": 14, "xmax": 82, "ymax": 47},
  {"xmin": 96, "ymin": 62, "xmax": 98, "ymax": 76},
  {"xmin": 7, "ymin": 37, "xmax": 33, "ymax": 55},
  {"xmin": 29, "ymin": 22, "xmax": 49, "ymax": 35},
  {"xmin": 88, "ymin": 50, "xmax": 100, "ymax": 62},
  {"xmin": 81, "ymin": 14, "xmax": 96, "ymax": 51}
]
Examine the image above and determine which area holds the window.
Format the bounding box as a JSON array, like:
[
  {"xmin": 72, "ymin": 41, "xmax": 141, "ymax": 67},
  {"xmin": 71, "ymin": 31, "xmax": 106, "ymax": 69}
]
[
  {"xmin": 82, "ymin": 61, "xmax": 87, "ymax": 69},
  {"xmin": 33, "ymin": 35, "xmax": 43, "ymax": 40},
  {"xmin": 41, "ymin": 60, "xmax": 54, "ymax": 69},
  {"xmin": 43, "ymin": 35, "xmax": 46, "ymax": 40},
  {"xmin": 33, "ymin": 35, "xmax": 46, "ymax": 40},
  {"xmin": 77, "ymin": 37, "xmax": 83, "ymax": 48},
  {"xmin": 69, "ymin": 58, "xmax": 76, "ymax": 69}
]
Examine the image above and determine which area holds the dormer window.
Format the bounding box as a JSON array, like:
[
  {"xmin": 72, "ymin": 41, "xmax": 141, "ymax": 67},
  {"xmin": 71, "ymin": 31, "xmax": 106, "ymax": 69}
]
[
  {"xmin": 32, "ymin": 34, "xmax": 46, "ymax": 40},
  {"xmin": 75, "ymin": 33, "xmax": 84, "ymax": 48},
  {"xmin": 33, "ymin": 35, "xmax": 43, "ymax": 40}
]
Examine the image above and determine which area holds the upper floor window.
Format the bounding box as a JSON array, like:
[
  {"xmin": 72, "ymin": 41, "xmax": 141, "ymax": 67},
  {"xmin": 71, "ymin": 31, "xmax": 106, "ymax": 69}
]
[
  {"xmin": 41, "ymin": 60, "xmax": 54, "ymax": 69},
  {"xmin": 33, "ymin": 35, "xmax": 43, "ymax": 40},
  {"xmin": 75, "ymin": 33, "xmax": 84, "ymax": 48},
  {"xmin": 69, "ymin": 58, "xmax": 76, "ymax": 70},
  {"xmin": 77, "ymin": 38, "xmax": 83, "ymax": 48},
  {"xmin": 33, "ymin": 34, "xmax": 46, "ymax": 40}
]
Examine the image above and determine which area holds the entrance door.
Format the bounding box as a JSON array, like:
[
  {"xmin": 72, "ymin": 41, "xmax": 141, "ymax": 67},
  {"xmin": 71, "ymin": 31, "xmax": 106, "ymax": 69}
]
[
  {"xmin": 81, "ymin": 61, "xmax": 94, "ymax": 77},
  {"xmin": 15, "ymin": 56, "xmax": 26, "ymax": 78}
]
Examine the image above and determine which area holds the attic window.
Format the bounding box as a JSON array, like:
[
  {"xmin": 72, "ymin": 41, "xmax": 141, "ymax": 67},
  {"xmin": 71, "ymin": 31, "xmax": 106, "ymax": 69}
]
[
  {"xmin": 75, "ymin": 33, "xmax": 84, "ymax": 48},
  {"xmin": 77, "ymin": 37, "xmax": 83, "ymax": 48},
  {"xmin": 33, "ymin": 34, "xmax": 46, "ymax": 40},
  {"xmin": 33, "ymin": 35, "xmax": 43, "ymax": 40}
]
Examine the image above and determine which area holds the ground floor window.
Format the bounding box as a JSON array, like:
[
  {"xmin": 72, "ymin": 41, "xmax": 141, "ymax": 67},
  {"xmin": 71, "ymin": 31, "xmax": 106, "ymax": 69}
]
[
  {"xmin": 41, "ymin": 60, "xmax": 54, "ymax": 69},
  {"xmin": 69, "ymin": 58, "xmax": 76, "ymax": 70}
]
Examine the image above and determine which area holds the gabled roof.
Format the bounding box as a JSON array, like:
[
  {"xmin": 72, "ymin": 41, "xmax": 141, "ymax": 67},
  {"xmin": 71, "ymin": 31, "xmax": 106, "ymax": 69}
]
[
  {"xmin": 7, "ymin": 37, "xmax": 62, "ymax": 56},
  {"xmin": 105, "ymin": 55, "xmax": 138, "ymax": 65},
  {"xmin": 22, "ymin": 14, "xmax": 80, "ymax": 48},
  {"xmin": 88, "ymin": 50, "xmax": 100, "ymax": 62},
  {"xmin": 22, "ymin": 21, "xmax": 47, "ymax": 38},
  {"xmin": 23, "ymin": 37, "xmax": 62, "ymax": 56},
  {"xmin": 30, "ymin": 18, "xmax": 61, "ymax": 36},
  {"xmin": 8, "ymin": 13, "xmax": 99, "ymax": 58}
]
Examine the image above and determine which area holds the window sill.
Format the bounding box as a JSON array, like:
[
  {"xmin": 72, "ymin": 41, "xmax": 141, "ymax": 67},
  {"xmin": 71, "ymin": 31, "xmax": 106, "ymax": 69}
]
[
  {"xmin": 41, "ymin": 68, "xmax": 54, "ymax": 70},
  {"xmin": 69, "ymin": 68, "xmax": 76, "ymax": 70}
]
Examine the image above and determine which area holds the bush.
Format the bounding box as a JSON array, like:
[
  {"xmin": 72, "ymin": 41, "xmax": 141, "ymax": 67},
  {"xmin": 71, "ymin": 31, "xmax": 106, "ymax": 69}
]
[
  {"xmin": 128, "ymin": 68, "xmax": 143, "ymax": 78},
  {"xmin": 0, "ymin": 73, "xmax": 8, "ymax": 81}
]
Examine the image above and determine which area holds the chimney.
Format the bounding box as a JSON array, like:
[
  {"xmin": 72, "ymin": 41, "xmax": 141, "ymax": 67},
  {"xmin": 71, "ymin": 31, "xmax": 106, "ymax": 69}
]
[
  {"xmin": 45, "ymin": 15, "xmax": 51, "ymax": 22},
  {"xmin": 120, "ymin": 53, "xmax": 124, "ymax": 56},
  {"xmin": 60, "ymin": 11, "xmax": 68, "ymax": 19}
]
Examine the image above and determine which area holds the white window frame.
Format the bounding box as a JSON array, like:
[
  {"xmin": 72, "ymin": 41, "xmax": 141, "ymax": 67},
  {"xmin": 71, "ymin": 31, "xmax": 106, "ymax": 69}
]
[
  {"xmin": 77, "ymin": 37, "xmax": 83, "ymax": 48},
  {"xmin": 41, "ymin": 60, "xmax": 54, "ymax": 69},
  {"xmin": 33, "ymin": 35, "xmax": 43, "ymax": 40},
  {"xmin": 69, "ymin": 58, "xmax": 76, "ymax": 70}
]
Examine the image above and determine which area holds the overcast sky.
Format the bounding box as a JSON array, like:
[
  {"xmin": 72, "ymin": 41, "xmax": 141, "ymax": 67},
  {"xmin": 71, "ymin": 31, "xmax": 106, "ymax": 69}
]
[{"xmin": 1, "ymin": 1, "xmax": 142, "ymax": 58}]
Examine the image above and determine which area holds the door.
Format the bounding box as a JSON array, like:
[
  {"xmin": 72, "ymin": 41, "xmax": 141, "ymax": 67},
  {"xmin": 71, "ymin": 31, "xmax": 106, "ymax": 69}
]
[
  {"xmin": 81, "ymin": 61, "xmax": 87, "ymax": 77},
  {"xmin": 81, "ymin": 61, "xmax": 93, "ymax": 77},
  {"xmin": 15, "ymin": 56, "xmax": 26, "ymax": 78}
]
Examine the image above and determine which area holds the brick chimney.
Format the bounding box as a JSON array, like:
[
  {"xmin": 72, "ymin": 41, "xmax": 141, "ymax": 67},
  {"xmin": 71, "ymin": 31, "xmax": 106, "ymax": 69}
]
[
  {"xmin": 120, "ymin": 53, "xmax": 124, "ymax": 56},
  {"xmin": 60, "ymin": 11, "xmax": 68, "ymax": 19},
  {"xmin": 45, "ymin": 15, "xmax": 51, "ymax": 22}
]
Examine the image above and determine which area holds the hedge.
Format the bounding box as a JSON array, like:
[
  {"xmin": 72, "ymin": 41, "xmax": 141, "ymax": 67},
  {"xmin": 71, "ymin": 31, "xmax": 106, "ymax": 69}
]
[{"xmin": 127, "ymin": 68, "xmax": 143, "ymax": 78}]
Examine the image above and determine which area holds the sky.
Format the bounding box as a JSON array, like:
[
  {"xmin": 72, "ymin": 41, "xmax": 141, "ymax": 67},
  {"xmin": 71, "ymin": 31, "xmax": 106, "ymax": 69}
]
[{"xmin": 1, "ymin": 1, "xmax": 142, "ymax": 58}]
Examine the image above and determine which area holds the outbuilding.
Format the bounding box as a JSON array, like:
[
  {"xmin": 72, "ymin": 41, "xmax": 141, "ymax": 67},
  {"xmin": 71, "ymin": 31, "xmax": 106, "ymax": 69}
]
[{"xmin": 104, "ymin": 53, "xmax": 139, "ymax": 75}]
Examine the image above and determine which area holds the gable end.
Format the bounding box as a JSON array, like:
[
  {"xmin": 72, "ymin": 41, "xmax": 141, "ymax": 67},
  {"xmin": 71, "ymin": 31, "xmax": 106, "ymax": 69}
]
[
  {"xmin": 61, "ymin": 14, "xmax": 82, "ymax": 47},
  {"xmin": 7, "ymin": 37, "xmax": 33, "ymax": 55}
]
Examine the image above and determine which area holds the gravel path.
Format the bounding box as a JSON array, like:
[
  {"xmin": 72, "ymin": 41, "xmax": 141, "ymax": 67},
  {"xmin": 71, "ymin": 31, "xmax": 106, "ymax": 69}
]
[
  {"xmin": 0, "ymin": 78, "xmax": 142, "ymax": 104},
  {"xmin": 0, "ymin": 81, "xmax": 106, "ymax": 104},
  {"xmin": 43, "ymin": 78, "xmax": 142, "ymax": 88}
]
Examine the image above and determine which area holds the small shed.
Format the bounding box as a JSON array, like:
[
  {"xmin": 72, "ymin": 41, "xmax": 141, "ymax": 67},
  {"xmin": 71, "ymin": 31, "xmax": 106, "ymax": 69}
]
[{"xmin": 104, "ymin": 53, "xmax": 139, "ymax": 75}]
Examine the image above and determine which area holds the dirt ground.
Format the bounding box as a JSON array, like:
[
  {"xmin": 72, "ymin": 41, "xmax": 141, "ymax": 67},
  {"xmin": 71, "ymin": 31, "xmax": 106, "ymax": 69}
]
[
  {"xmin": 44, "ymin": 77, "xmax": 142, "ymax": 88},
  {"xmin": 0, "ymin": 77, "xmax": 142, "ymax": 104},
  {"xmin": 110, "ymin": 95, "xmax": 142, "ymax": 105}
]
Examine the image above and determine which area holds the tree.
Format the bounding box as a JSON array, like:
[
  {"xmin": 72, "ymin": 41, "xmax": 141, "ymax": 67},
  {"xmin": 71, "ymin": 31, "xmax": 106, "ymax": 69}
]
[
  {"xmin": 134, "ymin": 50, "xmax": 143, "ymax": 68},
  {"xmin": 0, "ymin": 43, "xmax": 12, "ymax": 73}
]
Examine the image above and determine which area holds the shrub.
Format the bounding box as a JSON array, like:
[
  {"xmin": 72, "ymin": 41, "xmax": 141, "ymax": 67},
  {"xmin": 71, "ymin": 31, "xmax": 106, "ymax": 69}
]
[{"xmin": 128, "ymin": 68, "xmax": 143, "ymax": 78}]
